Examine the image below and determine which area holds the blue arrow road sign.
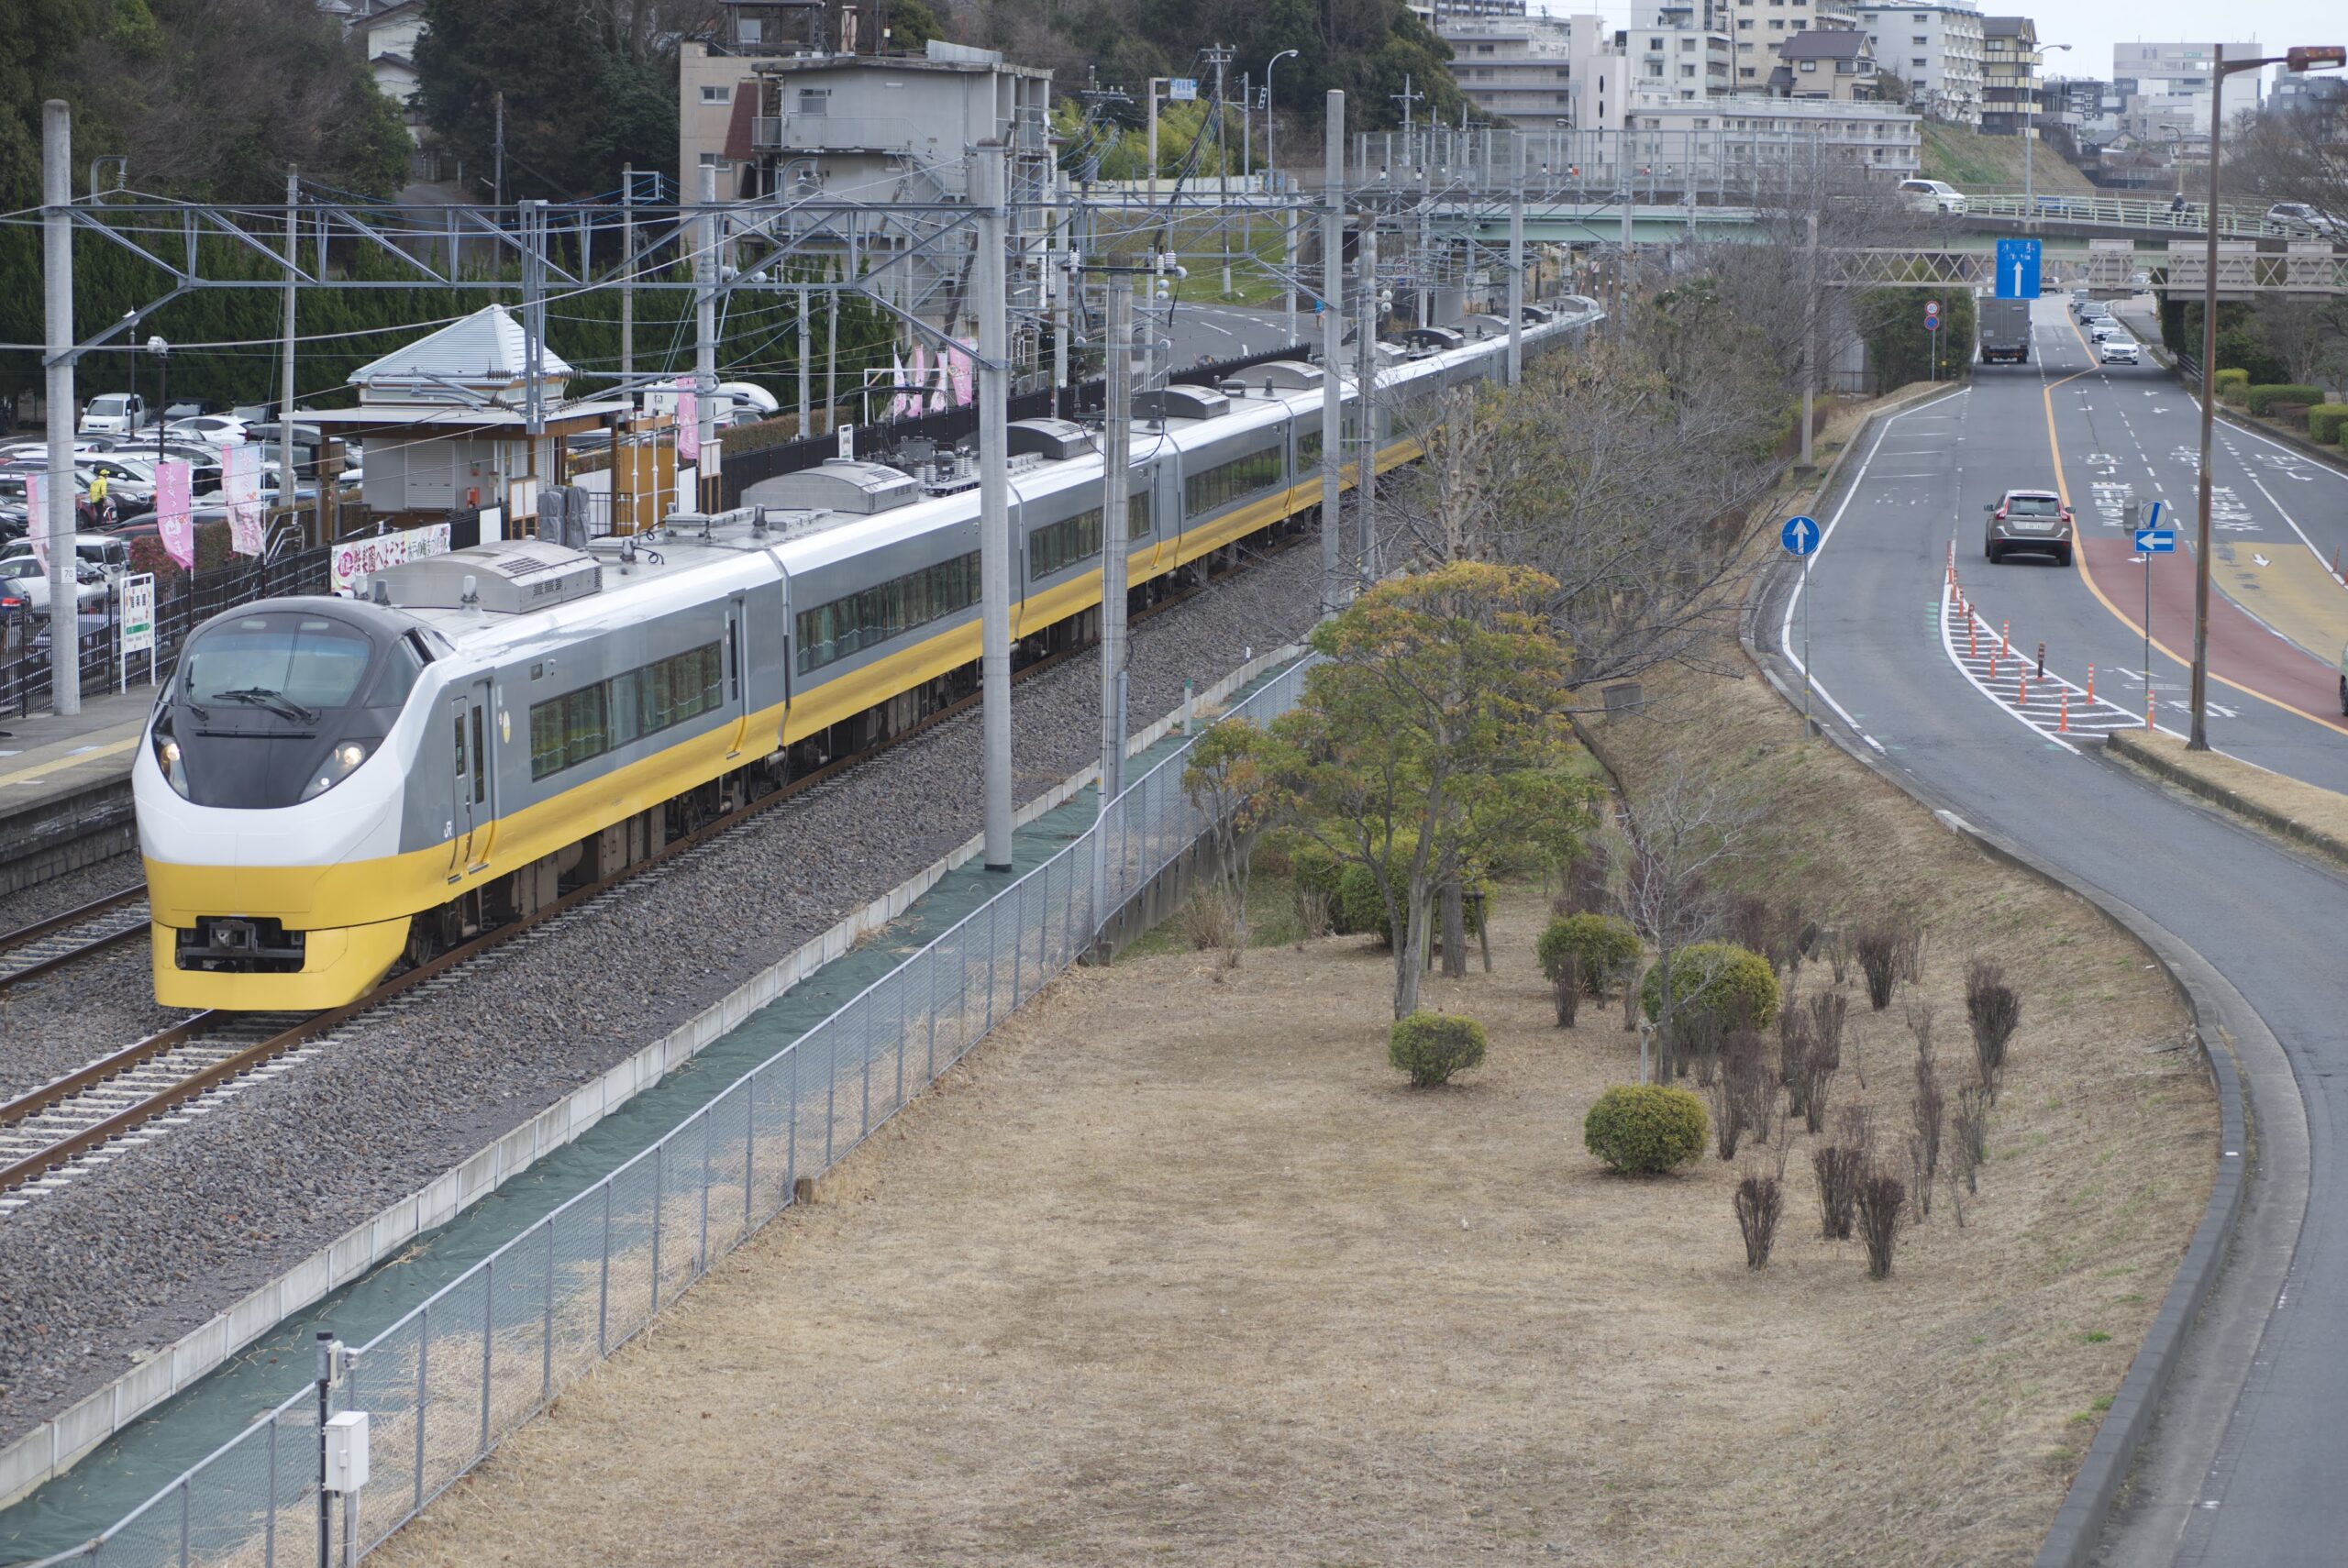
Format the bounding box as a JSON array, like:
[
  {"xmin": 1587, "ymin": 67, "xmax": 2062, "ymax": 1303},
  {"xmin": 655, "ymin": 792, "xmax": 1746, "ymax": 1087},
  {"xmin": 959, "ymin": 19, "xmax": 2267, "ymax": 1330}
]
[
  {"xmin": 1995, "ymin": 238, "xmax": 2043, "ymax": 300},
  {"xmin": 2135, "ymin": 528, "xmax": 2176, "ymax": 553},
  {"xmin": 1781, "ymin": 515, "xmax": 1821, "ymax": 556}
]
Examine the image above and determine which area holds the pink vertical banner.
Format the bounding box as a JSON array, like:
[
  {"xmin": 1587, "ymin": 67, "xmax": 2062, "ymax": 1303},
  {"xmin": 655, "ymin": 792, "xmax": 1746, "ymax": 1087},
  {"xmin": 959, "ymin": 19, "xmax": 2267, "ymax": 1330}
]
[
  {"xmin": 23, "ymin": 472, "xmax": 45, "ymax": 571},
  {"xmin": 154, "ymin": 459, "xmax": 194, "ymax": 569},
  {"xmin": 221, "ymin": 445, "xmax": 263, "ymax": 557},
  {"xmin": 676, "ymin": 382, "xmax": 700, "ymax": 462},
  {"xmin": 948, "ymin": 337, "xmax": 976, "ymax": 408},
  {"xmin": 906, "ymin": 345, "xmax": 928, "ymax": 417}
]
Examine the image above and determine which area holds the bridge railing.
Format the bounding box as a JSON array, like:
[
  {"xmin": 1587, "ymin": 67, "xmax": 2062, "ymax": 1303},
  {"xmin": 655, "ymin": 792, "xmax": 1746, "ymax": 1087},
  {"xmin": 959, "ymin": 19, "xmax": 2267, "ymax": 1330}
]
[{"xmin": 1940, "ymin": 191, "xmax": 2332, "ymax": 241}]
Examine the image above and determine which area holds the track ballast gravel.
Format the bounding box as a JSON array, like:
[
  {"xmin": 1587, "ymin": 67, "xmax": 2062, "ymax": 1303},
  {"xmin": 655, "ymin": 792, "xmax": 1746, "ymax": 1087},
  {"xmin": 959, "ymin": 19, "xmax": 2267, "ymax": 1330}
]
[
  {"xmin": 0, "ymin": 537, "xmax": 1325, "ymax": 1448},
  {"xmin": 0, "ymin": 852, "xmax": 144, "ymax": 936}
]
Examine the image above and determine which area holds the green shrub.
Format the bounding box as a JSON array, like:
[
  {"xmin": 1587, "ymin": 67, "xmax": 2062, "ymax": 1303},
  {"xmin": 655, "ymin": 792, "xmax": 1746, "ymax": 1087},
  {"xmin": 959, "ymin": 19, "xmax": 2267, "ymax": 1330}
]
[
  {"xmin": 2245, "ymin": 383, "xmax": 2326, "ymax": 416},
  {"xmin": 1388, "ymin": 1011, "xmax": 1489, "ymax": 1088},
  {"xmin": 2213, "ymin": 366, "xmax": 2250, "ymax": 397},
  {"xmin": 1639, "ymin": 942, "xmax": 1780, "ymax": 1031},
  {"xmin": 1583, "ymin": 1084, "xmax": 1709, "ymax": 1174},
  {"xmin": 2309, "ymin": 404, "xmax": 2348, "ymax": 446},
  {"xmin": 1537, "ymin": 913, "xmax": 1642, "ymax": 999}
]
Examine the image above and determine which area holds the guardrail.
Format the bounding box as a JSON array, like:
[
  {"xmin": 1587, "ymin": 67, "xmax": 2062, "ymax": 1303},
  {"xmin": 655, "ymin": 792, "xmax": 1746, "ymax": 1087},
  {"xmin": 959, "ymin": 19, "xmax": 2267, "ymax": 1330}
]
[
  {"xmin": 1962, "ymin": 191, "xmax": 2343, "ymax": 242},
  {"xmin": 30, "ymin": 654, "xmax": 1318, "ymax": 1568}
]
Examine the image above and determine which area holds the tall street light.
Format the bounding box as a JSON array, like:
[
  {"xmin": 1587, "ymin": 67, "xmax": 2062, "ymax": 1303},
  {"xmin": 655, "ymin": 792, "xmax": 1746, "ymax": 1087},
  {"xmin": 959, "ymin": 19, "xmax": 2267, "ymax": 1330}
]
[
  {"xmin": 1266, "ymin": 49, "xmax": 1299, "ymax": 175},
  {"xmin": 147, "ymin": 335, "xmax": 169, "ymax": 466},
  {"xmin": 2187, "ymin": 42, "xmax": 2345, "ymax": 750},
  {"xmin": 2022, "ymin": 40, "xmax": 2070, "ymax": 220}
]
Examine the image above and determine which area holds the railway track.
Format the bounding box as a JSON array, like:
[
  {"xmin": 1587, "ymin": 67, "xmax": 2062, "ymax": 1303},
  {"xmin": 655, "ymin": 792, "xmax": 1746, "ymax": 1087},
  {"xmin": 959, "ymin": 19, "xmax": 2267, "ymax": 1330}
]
[{"xmin": 0, "ymin": 887, "xmax": 150, "ymax": 993}]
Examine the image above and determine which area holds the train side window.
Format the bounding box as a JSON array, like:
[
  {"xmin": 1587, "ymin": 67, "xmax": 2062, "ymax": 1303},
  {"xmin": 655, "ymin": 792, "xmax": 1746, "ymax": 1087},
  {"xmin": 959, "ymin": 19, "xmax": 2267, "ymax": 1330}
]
[{"xmin": 452, "ymin": 712, "xmax": 466, "ymax": 784}]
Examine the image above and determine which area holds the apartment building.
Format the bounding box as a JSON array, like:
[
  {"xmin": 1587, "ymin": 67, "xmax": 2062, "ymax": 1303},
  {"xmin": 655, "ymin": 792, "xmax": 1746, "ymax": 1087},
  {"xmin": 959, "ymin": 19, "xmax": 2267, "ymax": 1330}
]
[
  {"xmin": 1440, "ymin": 12, "xmax": 1632, "ymax": 128},
  {"xmin": 1726, "ymin": 0, "xmax": 1858, "ymax": 91},
  {"xmin": 1851, "ymin": 0, "xmax": 1984, "ymax": 126},
  {"xmin": 1626, "ymin": 94, "xmax": 1922, "ymax": 178},
  {"xmin": 1979, "ymin": 16, "xmax": 2038, "ymax": 136},
  {"xmin": 1617, "ymin": 3, "xmax": 1738, "ymax": 105}
]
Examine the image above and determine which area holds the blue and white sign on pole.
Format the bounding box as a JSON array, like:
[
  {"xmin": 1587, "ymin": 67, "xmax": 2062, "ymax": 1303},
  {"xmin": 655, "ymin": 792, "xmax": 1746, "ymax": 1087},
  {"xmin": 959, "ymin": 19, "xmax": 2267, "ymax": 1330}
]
[
  {"xmin": 1783, "ymin": 515, "xmax": 1821, "ymax": 731},
  {"xmin": 2134, "ymin": 528, "xmax": 2176, "ymax": 554},
  {"xmin": 1168, "ymin": 77, "xmax": 1199, "ymax": 102},
  {"xmin": 1994, "ymin": 237, "xmax": 2043, "ymax": 300}
]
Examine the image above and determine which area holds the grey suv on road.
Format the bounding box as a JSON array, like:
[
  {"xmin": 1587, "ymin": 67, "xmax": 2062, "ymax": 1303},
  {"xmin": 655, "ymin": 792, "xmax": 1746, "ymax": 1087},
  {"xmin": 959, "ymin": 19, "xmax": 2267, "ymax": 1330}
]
[{"xmin": 1984, "ymin": 489, "xmax": 2074, "ymax": 566}]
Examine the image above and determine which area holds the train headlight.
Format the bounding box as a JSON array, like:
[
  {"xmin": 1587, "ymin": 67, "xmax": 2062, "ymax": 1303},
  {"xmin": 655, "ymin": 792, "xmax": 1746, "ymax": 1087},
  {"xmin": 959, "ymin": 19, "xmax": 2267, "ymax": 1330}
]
[
  {"xmin": 300, "ymin": 739, "xmax": 372, "ymax": 801},
  {"xmin": 150, "ymin": 720, "xmax": 189, "ymax": 798}
]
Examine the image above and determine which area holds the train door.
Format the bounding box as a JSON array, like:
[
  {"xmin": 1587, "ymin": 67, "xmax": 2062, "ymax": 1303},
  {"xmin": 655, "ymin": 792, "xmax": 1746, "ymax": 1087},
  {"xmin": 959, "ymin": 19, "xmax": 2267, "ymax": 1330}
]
[{"xmin": 449, "ymin": 679, "xmax": 493, "ymax": 874}]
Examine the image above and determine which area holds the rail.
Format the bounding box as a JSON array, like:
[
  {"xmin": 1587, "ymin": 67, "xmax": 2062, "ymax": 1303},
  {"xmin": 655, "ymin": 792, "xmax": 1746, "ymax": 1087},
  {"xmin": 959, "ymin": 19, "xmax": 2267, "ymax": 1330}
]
[
  {"xmin": 0, "ymin": 889, "xmax": 150, "ymax": 995},
  {"xmin": 32, "ymin": 653, "xmax": 1316, "ymax": 1567}
]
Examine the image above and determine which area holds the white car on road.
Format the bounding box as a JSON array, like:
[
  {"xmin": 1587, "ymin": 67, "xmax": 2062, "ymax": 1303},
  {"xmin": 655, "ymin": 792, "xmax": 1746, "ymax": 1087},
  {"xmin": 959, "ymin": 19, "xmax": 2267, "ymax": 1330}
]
[
  {"xmin": 2099, "ymin": 337, "xmax": 2141, "ymax": 365},
  {"xmin": 1897, "ymin": 178, "xmax": 1968, "ymax": 215}
]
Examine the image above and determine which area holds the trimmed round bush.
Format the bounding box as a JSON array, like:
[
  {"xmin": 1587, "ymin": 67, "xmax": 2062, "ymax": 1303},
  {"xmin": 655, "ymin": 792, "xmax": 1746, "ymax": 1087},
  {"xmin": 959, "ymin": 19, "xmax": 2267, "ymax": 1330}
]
[
  {"xmin": 1389, "ymin": 1010, "xmax": 1489, "ymax": 1088},
  {"xmin": 1639, "ymin": 941, "xmax": 1780, "ymax": 1031},
  {"xmin": 1583, "ymin": 1084, "xmax": 1710, "ymax": 1174},
  {"xmin": 1537, "ymin": 912, "xmax": 1642, "ymax": 998},
  {"xmin": 2245, "ymin": 383, "xmax": 2326, "ymax": 417},
  {"xmin": 2213, "ymin": 366, "xmax": 2250, "ymax": 396},
  {"xmin": 2309, "ymin": 403, "xmax": 2348, "ymax": 447}
]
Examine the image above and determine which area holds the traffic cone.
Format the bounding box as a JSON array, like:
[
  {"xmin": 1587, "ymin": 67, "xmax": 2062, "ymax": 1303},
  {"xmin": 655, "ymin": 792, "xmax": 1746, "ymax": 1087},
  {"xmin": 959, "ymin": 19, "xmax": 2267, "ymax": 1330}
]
[
  {"xmin": 2147, "ymin": 690, "xmax": 2155, "ymax": 730},
  {"xmin": 1989, "ymin": 650, "xmax": 1999, "ymax": 679},
  {"xmin": 2060, "ymin": 690, "xmax": 2070, "ymax": 732},
  {"xmin": 2019, "ymin": 672, "xmax": 2029, "ymax": 707},
  {"xmin": 2088, "ymin": 664, "xmax": 2095, "ymax": 701},
  {"xmin": 1970, "ymin": 620, "xmax": 1978, "ymax": 658},
  {"xmin": 2001, "ymin": 621, "xmax": 2010, "ymax": 657}
]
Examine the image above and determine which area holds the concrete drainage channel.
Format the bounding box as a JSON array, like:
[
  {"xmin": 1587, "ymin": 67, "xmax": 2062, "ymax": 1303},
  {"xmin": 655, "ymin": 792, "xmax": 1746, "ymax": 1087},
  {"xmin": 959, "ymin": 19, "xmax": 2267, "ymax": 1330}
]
[{"xmin": 0, "ymin": 645, "xmax": 1304, "ymax": 1563}]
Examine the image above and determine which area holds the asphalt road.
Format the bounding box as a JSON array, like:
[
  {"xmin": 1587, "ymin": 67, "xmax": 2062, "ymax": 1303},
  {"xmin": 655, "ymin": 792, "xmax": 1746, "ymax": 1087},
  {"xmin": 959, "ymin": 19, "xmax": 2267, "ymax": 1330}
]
[{"xmin": 1784, "ymin": 301, "xmax": 2348, "ymax": 1565}]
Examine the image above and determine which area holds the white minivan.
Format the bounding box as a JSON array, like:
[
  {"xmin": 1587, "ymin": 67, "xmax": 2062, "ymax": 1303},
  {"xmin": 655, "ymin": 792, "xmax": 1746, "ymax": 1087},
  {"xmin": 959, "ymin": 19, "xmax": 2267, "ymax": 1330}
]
[
  {"xmin": 79, "ymin": 393, "xmax": 147, "ymax": 436},
  {"xmin": 1897, "ymin": 178, "xmax": 1968, "ymax": 215}
]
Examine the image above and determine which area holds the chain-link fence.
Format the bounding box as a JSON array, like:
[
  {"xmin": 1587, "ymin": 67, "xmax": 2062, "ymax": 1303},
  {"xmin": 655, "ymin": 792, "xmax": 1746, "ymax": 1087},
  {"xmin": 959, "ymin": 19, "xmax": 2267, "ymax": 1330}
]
[{"xmin": 45, "ymin": 655, "xmax": 1314, "ymax": 1568}]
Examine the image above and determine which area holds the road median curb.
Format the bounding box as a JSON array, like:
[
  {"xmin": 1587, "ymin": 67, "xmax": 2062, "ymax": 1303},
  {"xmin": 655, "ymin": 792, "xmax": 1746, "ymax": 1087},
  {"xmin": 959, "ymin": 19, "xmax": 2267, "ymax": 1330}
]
[
  {"xmin": 2102, "ymin": 729, "xmax": 2348, "ymax": 869},
  {"xmin": 1738, "ymin": 391, "xmax": 2261, "ymax": 1568}
]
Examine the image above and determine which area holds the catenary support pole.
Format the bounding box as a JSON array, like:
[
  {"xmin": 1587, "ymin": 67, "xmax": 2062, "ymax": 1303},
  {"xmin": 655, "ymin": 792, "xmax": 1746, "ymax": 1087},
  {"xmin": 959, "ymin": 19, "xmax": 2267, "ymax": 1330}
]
[
  {"xmin": 279, "ymin": 166, "xmax": 299, "ymax": 515},
  {"xmin": 315, "ymin": 1331, "xmax": 334, "ymax": 1568},
  {"xmin": 1800, "ymin": 209, "xmax": 1818, "ymax": 469},
  {"xmin": 1357, "ymin": 216, "xmax": 1380, "ymax": 588},
  {"xmin": 825, "ymin": 282, "xmax": 837, "ymax": 436},
  {"xmin": 42, "ymin": 100, "xmax": 76, "ymax": 716},
  {"xmin": 620, "ymin": 164, "xmax": 635, "ymax": 392},
  {"xmin": 695, "ymin": 164, "xmax": 717, "ymax": 514},
  {"xmin": 1100, "ymin": 278, "xmax": 1133, "ymax": 814},
  {"xmin": 1506, "ymin": 132, "xmax": 1524, "ymax": 385},
  {"xmin": 1320, "ymin": 90, "xmax": 1346, "ymax": 613},
  {"xmin": 1052, "ymin": 170, "xmax": 1070, "ymax": 419},
  {"xmin": 977, "ymin": 141, "xmax": 1014, "ymax": 871},
  {"xmin": 798, "ymin": 285, "xmax": 814, "ymax": 441}
]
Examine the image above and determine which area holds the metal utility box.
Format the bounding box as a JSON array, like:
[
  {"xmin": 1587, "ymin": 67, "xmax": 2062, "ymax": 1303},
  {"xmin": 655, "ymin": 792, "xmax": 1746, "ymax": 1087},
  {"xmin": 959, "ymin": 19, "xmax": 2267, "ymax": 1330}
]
[{"xmin": 324, "ymin": 1410, "xmax": 371, "ymax": 1494}]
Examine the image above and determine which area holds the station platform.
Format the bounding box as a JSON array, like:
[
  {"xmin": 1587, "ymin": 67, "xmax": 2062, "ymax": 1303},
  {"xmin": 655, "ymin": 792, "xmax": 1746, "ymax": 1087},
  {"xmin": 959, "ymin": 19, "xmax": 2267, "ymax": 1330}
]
[{"xmin": 0, "ymin": 687, "xmax": 156, "ymax": 902}]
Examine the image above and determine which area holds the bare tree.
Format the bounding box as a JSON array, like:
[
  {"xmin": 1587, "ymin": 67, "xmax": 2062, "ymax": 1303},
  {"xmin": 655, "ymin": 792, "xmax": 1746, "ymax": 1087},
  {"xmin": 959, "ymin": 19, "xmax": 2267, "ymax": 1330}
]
[
  {"xmin": 2253, "ymin": 294, "xmax": 2348, "ymax": 397},
  {"xmin": 1617, "ymin": 760, "xmax": 1761, "ymax": 1082}
]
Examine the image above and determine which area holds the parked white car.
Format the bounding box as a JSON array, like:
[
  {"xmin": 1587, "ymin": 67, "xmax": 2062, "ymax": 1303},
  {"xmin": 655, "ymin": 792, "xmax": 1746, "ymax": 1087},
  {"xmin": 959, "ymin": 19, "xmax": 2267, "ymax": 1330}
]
[
  {"xmin": 78, "ymin": 392, "xmax": 149, "ymax": 436},
  {"xmin": 162, "ymin": 414, "xmax": 249, "ymax": 447},
  {"xmin": 0, "ymin": 555, "xmax": 113, "ymax": 617},
  {"xmin": 2099, "ymin": 337, "xmax": 2141, "ymax": 365},
  {"xmin": 1897, "ymin": 178, "xmax": 1968, "ymax": 215}
]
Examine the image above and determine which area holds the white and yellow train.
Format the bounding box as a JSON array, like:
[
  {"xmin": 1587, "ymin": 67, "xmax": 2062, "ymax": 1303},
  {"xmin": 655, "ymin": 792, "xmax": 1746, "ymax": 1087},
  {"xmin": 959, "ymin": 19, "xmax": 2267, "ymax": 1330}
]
[{"xmin": 134, "ymin": 309, "xmax": 1593, "ymax": 1009}]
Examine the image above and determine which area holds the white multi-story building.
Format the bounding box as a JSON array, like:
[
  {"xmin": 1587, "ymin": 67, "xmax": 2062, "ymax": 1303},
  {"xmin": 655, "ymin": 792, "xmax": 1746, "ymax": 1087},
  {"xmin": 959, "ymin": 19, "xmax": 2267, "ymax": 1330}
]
[
  {"xmin": 2110, "ymin": 42, "xmax": 2265, "ymax": 147},
  {"xmin": 1851, "ymin": 0, "xmax": 1984, "ymax": 125},
  {"xmin": 1625, "ymin": 94, "xmax": 1922, "ymax": 178},
  {"xmin": 1617, "ymin": 3, "xmax": 1737, "ymax": 103},
  {"xmin": 1440, "ymin": 13, "xmax": 1634, "ymax": 128}
]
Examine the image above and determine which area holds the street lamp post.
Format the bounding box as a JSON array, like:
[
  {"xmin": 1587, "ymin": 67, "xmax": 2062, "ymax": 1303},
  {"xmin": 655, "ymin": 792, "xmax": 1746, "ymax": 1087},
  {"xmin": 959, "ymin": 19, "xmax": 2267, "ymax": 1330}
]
[
  {"xmin": 2187, "ymin": 41, "xmax": 2345, "ymax": 749},
  {"xmin": 1266, "ymin": 49, "xmax": 1299, "ymax": 174},
  {"xmin": 2023, "ymin": 41, "xmax": 2070, "ymax": 222},
  {"xmin": 147, "ymin": 335, "xmax": 169, "ymax": 466}
]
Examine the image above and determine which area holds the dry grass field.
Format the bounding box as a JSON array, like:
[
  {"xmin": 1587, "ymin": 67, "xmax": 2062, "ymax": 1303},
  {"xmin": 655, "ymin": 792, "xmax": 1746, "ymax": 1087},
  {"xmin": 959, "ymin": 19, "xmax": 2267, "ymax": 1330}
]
[{"xmin": 370, "ymin": 636, "xmax": 2214, "ymax": 1568}]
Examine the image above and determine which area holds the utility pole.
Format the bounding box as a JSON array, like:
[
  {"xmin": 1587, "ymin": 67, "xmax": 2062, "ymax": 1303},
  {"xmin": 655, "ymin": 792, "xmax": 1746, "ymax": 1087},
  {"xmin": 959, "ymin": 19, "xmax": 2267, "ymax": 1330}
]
[
  {"xmin": 695, "ymin": 163, "xmax": 717, "ymax": 514},
  {"xmin": 825, "ymin": 278, "xmax": 838, "ymax": 436},
  {"xmin": 279, "ymin": 165, "xmax": 299, "ymax": 516},
  {"xmin": 41, "ymin": 100, "xmax": 76, "ymax": 715},
  {"xmin": 1320, "ymin": 90, "xmax": 1346, "ymax": 613},
  {"xmin": 522, "ymin": 199, "xmax": 546, "ymax": 438},
  {"xmin": 977, "ymin": 140, "xmax": 1014, "ymax": 872},
  {"xmin": 1357, "ymin": 216, "xmax": 1380, "ymax": 589},
  {"xmin": 1052, "ymin": 170, "xmax": 1070, "ymax": 418},
  {"xmin": 493, "ymin": 89, "xmax": 505, "ymax": 209},
  {"xmin": 1506, "ymin": 133, "xmax": 1524, "ymax": 385},
  {"xmin": 1100, "ymin": 277, "xmax": 1133, "ymax": 810},
  {"xmin": 1207, "ymin": 44, "xmax": 1235, "ymax": 297},
  {"xmin": 798, "ymin": 285, "xmax": 813, "ymax": 437},
  {"xmin": 620, "ymin": 163, "xmax": 635, "ymax": 397}
]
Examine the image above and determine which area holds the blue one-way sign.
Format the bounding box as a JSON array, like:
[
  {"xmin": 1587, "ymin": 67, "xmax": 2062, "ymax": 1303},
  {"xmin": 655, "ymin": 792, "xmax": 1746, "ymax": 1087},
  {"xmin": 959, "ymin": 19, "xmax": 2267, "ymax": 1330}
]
[
  {"xmin": 1781, "ymin": 514, "xmax": 1821, "ymax": 556},
  {"xmin": 2135, "ymin": 528, "xmax": 2176, "ymax": 553},
  {"xmin": 1995, "ymin": 237, "xmax": 2043, "ymax": 300}
]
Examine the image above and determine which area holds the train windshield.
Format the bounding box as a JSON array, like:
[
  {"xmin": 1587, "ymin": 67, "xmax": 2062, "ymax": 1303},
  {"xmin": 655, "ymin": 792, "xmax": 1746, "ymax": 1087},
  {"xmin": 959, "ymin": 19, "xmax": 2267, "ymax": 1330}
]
[{"xmin": 183, "ymin": 613, "xmax": 373, "ymax": 718}]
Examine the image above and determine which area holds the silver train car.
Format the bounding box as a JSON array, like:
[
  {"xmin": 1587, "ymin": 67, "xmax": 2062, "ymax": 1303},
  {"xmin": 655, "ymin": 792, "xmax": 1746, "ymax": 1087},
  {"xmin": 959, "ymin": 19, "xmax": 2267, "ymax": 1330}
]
[{"xmin": 134, "ymin": 307, "xmax": 1596, "ymax": 1008}]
